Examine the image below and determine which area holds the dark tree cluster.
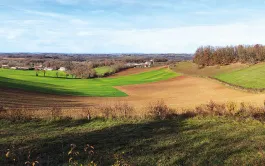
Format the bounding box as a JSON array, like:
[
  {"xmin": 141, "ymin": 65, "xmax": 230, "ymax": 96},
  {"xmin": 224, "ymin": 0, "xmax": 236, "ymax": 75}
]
[
  {"xmin": 193, "ymin": 44, "xmax": 265, "ymax": 66},
  {"xmin": 67, "ymin": 63, "xmax": 96, "ymax": 79},
  {"xmin": 99, "ymin": 63, "xmax": 130, "ymax": 77}
]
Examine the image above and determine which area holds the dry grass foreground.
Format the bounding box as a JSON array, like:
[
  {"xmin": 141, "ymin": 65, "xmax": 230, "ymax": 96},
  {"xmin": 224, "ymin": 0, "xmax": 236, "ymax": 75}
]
[{"xmin": 2, "ymin": 75, "xmax": 265, "ymax": 116}]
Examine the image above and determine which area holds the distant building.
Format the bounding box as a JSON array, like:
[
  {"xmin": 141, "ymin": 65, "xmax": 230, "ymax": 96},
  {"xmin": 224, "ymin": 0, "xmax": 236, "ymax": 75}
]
[
  {"xmin": 58, "ymin": 67, "xmax": 66, "ymax": 71},
  {"xmin": 16, "ymin": 67, "xmax": 30, "ymax": 70},
  {"xmin": 144, "ymin": 61, "xmax": 151, "ymax": 68},
  {"xmin": 145, "ymin": 60, "xmax": 155, "ymax": 67},
  {"xmin": 10, "ymin": 67, "xmax": 17, "ymax": 70},
  {"xmin": 150, "ymin": 59, "xmax": 154, "ymax": 65},
  {"xmin": 1, "ymin": 65, "xmax": 9, "ymax": 69},
  {"xmin": 44, "ymin": 67, "xmax": 53, "ymax": 71},
  {"xmin": 34, "ymin": 65, "xmax": 43, "ymax": 70},
  {"xmin": 125, "ymin": 63, "xmax": 133, "ymax": 67},
  {"xmin": 125, "ymin": 63, "xmax": 142, "ymax": 67},
  {"xmin": 126, "ymin": 60, "xmax": 154, "ymax": 68}
]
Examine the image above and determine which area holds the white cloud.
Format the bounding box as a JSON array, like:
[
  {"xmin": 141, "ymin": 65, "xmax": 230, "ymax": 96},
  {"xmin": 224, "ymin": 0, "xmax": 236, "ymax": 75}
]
[
  {"xmin": 76, "ymin": 31, "xmax": 95, "ymax": 36},
  {"xmin": 23, "ymin": 9, "xmax": 70, "ymax": 19},
  {"xmin": 0, "ymin": 28, "xmax": 25, "ymax": 40},
  {"xmin": 69, "ymin": 20, "xmax": 265, "ymax": 53},
  {"xmin": 70, "ymin": 19, "xmax": 89, "ymax": 25},
  {"xmin": 55, "ymin": 0, "xmax": 79, "ymax": 5},
  {"xmin": 2, "ymin": 15, "xmax": 265, "ymax": 53}
]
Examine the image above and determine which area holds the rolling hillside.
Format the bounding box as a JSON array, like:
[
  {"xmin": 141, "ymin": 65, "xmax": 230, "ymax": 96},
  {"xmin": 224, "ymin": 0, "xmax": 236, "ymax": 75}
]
[
  {"xmin": 214, "ymin": 63, "xmax": 265, "ymax": 89},
  {"xmin": 173, "ymin": 61, "xmax": 248, "ymax": 77},
  {"xmin": 0, "ymin": 68, "xmax": 179, "ymax": 97}
]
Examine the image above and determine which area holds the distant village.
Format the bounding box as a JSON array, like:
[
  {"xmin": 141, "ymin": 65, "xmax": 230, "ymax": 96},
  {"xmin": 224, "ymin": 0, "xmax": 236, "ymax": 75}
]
[
  {"xmin": 1, "ymin": 64, "xmax": 66, "ymax": 71},
  {"xmin": 1, "ymin": 59, "xmax": 155, "ymax": 71},
  {"xmin": 125, "ymin": 59, "xmax": 155, "ymax": 68}
]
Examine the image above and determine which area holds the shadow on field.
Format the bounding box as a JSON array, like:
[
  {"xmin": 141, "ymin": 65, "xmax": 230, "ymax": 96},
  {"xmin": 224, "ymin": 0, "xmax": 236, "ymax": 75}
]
[
  {"xmin": 0, "ymin": 76, "xmax": 86, "ymax": 96},
  {"xmin": 0, "ymin": 88, "xmax": 93, "ymax": 109},
  {"xmin": 2, "ymin": 116, "xmax": 265, "ymax": 165}
]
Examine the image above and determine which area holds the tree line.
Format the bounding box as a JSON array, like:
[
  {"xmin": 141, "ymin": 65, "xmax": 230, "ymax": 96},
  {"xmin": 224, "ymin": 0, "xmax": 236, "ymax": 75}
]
[{"xmin": 193, "ymin": 44, "xmax": 265, "ymax": 66}]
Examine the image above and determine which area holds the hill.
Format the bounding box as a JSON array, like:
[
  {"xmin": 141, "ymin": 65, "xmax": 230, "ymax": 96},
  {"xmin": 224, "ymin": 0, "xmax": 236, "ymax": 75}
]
[
  {"xmin": 173, "ymin": 61, "xmax": 248, "ymax": 77},
  {"xmin": 214, "ymin": 63, "xmax": 265, "ymax": 89},
  {"xmin": 0, "ymin": 68, "xmax": 179, "ymax": 97}
]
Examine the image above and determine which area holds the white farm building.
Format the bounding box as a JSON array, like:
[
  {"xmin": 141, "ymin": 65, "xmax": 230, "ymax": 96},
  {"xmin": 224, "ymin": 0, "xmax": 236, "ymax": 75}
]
[{"xmin": 58, "ymin": 67, "xmax": 66, "ymax": 71}]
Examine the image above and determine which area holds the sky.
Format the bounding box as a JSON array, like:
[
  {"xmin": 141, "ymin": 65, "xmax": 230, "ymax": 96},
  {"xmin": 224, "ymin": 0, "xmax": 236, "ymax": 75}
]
[{"xmin": 1, "ymin": 0, "xmax": 265, "ymax": 53}]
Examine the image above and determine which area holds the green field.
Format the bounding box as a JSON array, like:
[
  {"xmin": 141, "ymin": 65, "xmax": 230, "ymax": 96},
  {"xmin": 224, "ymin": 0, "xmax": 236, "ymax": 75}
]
[
  {"xmin": 0, "ymin": 68, "xmax": 179, "ymax": 97},
  {"xmin": 173, "ymin": 61, "xmax": 248, "ymax": 77},
  {"xmin": 173, "ymin": 61, "xmax": 265, "ymax": 89},
  {"xmin": 94, "ymin": 66, "xmax": 114, "ymax": 76},
  {"xmin": 214, "ymin": 63, "xmax": 265, "ymax": 89},
  {"xmin": 2, "ymin": 116, "xmax": 265, "ymax": 165}
]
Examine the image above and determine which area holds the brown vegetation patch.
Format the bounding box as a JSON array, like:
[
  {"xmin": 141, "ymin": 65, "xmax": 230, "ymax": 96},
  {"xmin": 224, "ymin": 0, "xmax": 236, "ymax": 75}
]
[{"xmin": 194, "ymin": 44, "xmax": 265, "ymax": 66}]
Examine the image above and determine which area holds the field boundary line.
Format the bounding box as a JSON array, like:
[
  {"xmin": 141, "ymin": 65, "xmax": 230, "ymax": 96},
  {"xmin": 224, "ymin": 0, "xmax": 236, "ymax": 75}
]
[
  {"xmin": 209, "ymin": 77, "xmax": 265, "ymax": 94},
  {"xmin": 170, "ymin": 64, "xmax": 265, "ymax": 94}
]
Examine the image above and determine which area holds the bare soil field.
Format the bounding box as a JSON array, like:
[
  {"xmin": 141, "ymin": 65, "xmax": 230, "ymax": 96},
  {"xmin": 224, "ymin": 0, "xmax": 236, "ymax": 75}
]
[
  {"xmin": 116, "ymin": 76, "xmax": 265, "ymax": 108},
  {"xmin": 2, "ymin": 76, "xmax": 265, "ymax": 113},
  {"xmin": 109, "ymin": 66, "xmax": 164, "ymax": 77}
]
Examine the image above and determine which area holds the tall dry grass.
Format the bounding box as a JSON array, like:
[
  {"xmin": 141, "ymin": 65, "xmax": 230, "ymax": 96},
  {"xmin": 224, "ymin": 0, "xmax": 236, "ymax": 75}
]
[
  {"xmin": 96, "ymin": 101, "xmax": 134, "ymax": 118},
  {"xmin": 2, "ymin": 100, "xmax": 265, "ymax": 121},
  {"xmin": 181, "ymin": 100, "xmax": 265, "ymax": 121},
  {"xmin": 146, "ymin": 100, "xmax": 175, "ymax": 120}
]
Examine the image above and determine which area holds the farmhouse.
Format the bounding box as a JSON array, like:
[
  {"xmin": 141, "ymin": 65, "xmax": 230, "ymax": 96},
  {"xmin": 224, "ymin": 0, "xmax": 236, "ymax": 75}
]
[
  {"xmin": 34, "ymin": 65, "xmax": 43, "ymax": 70},
  {"xmin": 150, "ymin": 59, "xmax": 154, "ymax": 65},
  {"xmin": 126, "ymin": 60, "xmax": 154, "ymax": 68},
  {"xmin": 144, "ymin": 60, "xmax": 154, "ymax": 67},
  {"xmin": 125, "ymin": 63, "xmax": 142, "ymax": 67},
  {"xmin": 1, "ymin": 65, "xmax": 9, "ymax": 69},
  {"xmin": 16, "ymin": 67, "xmax": 31, "ymax": 70},
  {"xmin": 144, "ymin": 61, "xmax": 151, "ymax": 68},
  {"xmin": 58, "ymin": 67, "xmax": 66, "ymax": 71}
]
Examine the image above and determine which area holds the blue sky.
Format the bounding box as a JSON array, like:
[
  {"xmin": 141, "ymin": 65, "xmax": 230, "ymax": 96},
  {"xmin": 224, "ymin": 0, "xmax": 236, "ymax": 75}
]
[{"xmin": 1, "ymin": 0, "xmax": 265, "ymax": 53}]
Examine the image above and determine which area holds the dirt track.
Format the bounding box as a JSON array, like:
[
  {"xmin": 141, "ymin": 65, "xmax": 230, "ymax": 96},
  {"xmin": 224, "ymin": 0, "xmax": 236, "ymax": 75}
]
[{"xmin": 2, "ymin": 76, "xmax": 265, "ymax": 110}]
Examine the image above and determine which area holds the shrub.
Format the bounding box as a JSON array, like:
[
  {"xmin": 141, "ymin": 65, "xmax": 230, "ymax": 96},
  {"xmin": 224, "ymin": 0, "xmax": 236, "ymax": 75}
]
[
  {"xmin": 97, "ymin": 102, "xmax": 134, "ymax": 119},
  {"xmin": 1, "ymin": 106, "xmax": 33, "ymax": 122},
  {"xmin": 68, "ymin": 64, "xmax": 96, "ymax": 79},
  {"xmin": 3, "ymin": 100, "xmax": 265, "ymax": 122},
  {"xmin": 113, "ymin": 102, "xmax": 134, "ymax": 118},
  {"xmin": 226, "ymin": 101, "xmax": 237, "ymax": 115},
  {"xmin": 147, "ymin": 100, "xmax": 175, "ymax": 120}
]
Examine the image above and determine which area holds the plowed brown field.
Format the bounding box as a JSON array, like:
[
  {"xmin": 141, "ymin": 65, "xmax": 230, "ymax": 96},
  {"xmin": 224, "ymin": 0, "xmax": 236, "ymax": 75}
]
[{"xmin": 2, "ymin": 76, "xmax": 265, "ymax": 111}]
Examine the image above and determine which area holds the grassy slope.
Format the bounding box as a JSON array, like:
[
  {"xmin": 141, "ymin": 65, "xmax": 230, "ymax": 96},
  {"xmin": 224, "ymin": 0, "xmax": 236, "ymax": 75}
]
[
  {"xmin": 173, "ymin": 61, "xmax": 248, "ymax": 77},
  {"xmin": 1, "ymin": 116, "xmax": 265, "ymax": 165},
  {"xmin": 0, "ymin": 68, "xmax": 179, "ymax": 97},
  {"xmin": 215, "ymin": 63, "xmax": 265, "ymax": 89},
  {"xmin": 94, "ymin": 66, "xmax": 114, "ymax": 76}
]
